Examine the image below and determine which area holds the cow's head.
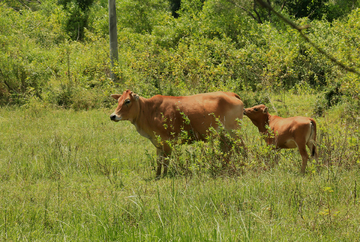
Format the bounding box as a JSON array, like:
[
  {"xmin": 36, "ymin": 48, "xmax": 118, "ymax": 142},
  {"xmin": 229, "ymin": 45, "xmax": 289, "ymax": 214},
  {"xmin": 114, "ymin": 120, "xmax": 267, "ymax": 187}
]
[
  {"xmin": 110, "ymin": 90, "xmax": 140, "ymax": 123},
  {"xmin": 243, "ymin": 104, "xmax": 268, "ymax": 126}
]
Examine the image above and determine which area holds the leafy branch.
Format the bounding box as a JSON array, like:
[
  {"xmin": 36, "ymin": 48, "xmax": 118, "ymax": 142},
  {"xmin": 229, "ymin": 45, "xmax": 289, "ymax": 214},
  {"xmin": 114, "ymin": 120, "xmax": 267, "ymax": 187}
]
[{"xmin": 255, "ymin": 0, "xmax": 360, "ymax": 76}]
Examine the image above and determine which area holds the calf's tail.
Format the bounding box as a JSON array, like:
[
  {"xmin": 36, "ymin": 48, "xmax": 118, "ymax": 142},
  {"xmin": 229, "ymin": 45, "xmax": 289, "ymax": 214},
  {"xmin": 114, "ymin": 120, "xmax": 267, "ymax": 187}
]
[
  {"xmin": 309, "ymin": 119, "xmax": 317, "ymax": 158},
  {"xmin": 311, "ymin": 141, "xmax": 316, "ymax": 157}
]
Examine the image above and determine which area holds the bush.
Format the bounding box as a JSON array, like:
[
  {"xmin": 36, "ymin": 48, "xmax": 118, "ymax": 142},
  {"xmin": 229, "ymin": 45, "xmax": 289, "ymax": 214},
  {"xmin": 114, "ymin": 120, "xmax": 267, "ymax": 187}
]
[
  {"xmin": 0, "ymin": 4, "xmax": 64, "ymax": 105},
  {"xmin": 0, "ymin": 0, "xmax": 359, "ymax": 115}
]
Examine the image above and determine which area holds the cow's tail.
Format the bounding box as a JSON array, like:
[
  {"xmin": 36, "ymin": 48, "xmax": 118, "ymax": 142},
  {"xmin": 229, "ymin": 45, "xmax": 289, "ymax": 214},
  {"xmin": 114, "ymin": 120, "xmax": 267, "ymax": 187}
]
[{"xmin": 309, "ymin": 119, "xmax": 317, "ymax": 158}]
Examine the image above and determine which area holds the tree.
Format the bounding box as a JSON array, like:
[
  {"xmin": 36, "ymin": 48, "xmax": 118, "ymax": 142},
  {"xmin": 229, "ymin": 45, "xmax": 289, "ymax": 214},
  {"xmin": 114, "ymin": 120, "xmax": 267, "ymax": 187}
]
[
  {"xmin": 58, "ymin": 0, "xmax": 95, "ymax": 40},
  {"xmin": 168, "ymin": 0, "xmax": 181, "ymax": 17},
  {"xmin": 284, "ymin": 0, "xmax": 327, "ymax": 20}
]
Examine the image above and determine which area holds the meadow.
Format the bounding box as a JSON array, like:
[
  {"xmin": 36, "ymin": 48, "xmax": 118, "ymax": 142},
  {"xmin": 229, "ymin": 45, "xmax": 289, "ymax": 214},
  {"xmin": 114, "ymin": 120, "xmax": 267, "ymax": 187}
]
[
  {"xmin": 1, "ymin": 0, "xmax": 360, "ymax": 240},
  {"xmin": 1, "ymin": 92, "xmax": 359, "ymax": 241}
]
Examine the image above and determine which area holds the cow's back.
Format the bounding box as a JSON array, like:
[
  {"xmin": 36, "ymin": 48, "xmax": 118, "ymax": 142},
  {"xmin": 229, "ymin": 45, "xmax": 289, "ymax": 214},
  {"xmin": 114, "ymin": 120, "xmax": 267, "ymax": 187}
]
[{"xmin": 143, "ymin": 92, "xmax": 244, "ymax": 142}]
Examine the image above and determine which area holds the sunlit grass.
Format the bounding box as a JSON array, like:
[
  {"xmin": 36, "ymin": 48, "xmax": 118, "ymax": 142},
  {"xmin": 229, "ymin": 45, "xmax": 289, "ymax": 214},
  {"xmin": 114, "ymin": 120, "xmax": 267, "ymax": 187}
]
[{"xmin": 0, "ymin": 94, "xmax": 360, "ymax": 240}]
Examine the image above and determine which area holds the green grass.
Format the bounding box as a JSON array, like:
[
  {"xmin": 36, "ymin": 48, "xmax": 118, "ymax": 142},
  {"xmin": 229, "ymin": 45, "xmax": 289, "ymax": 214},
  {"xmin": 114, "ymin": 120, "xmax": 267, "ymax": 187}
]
[{"xmin": 0, "ymin": 94, "xmax": 360, "ymax": 241}]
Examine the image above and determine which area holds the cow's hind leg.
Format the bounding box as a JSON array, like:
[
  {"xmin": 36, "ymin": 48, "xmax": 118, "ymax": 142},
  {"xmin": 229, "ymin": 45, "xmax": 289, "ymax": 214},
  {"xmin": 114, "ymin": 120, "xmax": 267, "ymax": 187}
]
[{"xmin": 297, "ymin": 142, "xmax": 309, "ymax": 174}]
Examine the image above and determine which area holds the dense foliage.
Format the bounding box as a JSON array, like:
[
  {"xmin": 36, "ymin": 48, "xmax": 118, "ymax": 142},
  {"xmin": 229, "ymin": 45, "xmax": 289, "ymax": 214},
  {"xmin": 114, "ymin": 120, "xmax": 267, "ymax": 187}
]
[{"xmin": 0, "ymin": 0, "xmax": 359, "ymax": 115}]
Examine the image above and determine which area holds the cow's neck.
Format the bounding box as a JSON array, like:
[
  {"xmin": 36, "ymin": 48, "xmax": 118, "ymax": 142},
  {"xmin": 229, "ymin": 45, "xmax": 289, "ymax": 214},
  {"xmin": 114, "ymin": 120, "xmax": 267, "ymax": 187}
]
[
  {"xmin": 131, "ymin": 97, "xmax": 146, "ymax": 126},
  {"xmin": 131, "ymin": 97, "xmax": 153, "ymax": 140},
  {"xmin": 130, "ymin": 97, "xmax": 142, "ymax": 125}
]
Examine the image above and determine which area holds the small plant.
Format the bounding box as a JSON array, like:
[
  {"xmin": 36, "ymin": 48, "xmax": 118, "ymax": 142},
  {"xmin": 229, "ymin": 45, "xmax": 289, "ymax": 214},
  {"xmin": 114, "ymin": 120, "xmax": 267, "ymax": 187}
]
[{"xmin": 158, "ymin": 114, "xmax": 247, "ymax": 178}]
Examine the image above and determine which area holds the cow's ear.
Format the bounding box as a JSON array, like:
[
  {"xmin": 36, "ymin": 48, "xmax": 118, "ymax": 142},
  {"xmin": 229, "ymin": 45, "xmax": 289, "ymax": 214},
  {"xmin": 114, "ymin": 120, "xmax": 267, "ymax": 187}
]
[
  {"xmin": 263, "ymin": 107, "xmax": 268, "ymax": 114},
  {"xmin": 111, "ymin": 94, "xmax": 121, "ymax": 100}
]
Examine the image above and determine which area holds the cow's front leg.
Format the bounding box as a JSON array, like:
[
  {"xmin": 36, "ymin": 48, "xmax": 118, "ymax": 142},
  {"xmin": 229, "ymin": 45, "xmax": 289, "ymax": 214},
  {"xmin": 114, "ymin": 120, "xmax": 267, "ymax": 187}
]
[
  {"xmin": 156, "ymin": 147, "xmax": 171, "ymax": 178},
  {"xmin": 163, "ymin": 157, "xmax": 169, "ymax": 176},
  {"xmin": 162, "ymin": 144, "xmax": 172, "ymax": 176},
  {"xmin": 156, "ymin": 148, "xmax": 164, "ymax": 178}
]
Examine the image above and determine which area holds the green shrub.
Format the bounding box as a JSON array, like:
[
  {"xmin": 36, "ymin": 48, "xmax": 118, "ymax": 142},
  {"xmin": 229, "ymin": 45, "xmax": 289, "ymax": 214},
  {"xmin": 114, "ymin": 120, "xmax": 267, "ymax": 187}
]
[{"xmin": 0, "ymin": 0, "xmax": 359, "ymax": 114}]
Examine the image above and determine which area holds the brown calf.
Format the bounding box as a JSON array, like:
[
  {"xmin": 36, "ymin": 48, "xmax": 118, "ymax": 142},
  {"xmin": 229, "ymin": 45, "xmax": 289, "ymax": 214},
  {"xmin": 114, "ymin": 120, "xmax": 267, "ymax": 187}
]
[{"xmin": 243, "ymin": 104, "xmax": 318, "ymax": 173}]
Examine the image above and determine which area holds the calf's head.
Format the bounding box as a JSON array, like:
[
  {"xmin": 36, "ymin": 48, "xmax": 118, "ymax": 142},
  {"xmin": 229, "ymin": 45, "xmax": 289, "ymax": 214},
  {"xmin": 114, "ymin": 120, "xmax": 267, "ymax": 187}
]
[
  {"xmin": 110, "ymin": 90, "xmax": 140, "ymax": 122},
  {"xmin": 243, "ymin": 104, "xmax": 269, "ymax": 127}
]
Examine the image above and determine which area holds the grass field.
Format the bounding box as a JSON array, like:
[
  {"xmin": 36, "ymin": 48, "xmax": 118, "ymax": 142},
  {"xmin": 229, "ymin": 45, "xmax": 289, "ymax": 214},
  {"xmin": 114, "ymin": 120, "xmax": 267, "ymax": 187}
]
[{"xmin": 1, "ymin": 93, "xmax": 360, "ymax": 241}]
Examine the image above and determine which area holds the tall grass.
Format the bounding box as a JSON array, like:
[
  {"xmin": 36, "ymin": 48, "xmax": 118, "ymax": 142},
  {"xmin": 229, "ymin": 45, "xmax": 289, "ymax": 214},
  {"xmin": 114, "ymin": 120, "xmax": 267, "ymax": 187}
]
[{"xmin": 0, "ymin": 94, "xmax": 359, "ymax": 241}]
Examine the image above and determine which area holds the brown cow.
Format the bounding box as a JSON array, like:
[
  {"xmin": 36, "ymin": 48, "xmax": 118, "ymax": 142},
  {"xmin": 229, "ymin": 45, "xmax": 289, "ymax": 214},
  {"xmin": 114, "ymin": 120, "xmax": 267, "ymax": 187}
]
[
  {"xmin": 110, "ymin": 89, "xmax": 244, "ymax": 177},
  {"xmin": 243, "ymin": 104, "xmax": 318, "ymax": 173}
]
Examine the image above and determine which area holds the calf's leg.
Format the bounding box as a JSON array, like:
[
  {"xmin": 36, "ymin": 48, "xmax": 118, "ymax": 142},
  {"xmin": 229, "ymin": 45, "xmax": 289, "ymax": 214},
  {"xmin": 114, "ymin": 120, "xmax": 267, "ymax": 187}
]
[{"xmin": 297, "ymin": 144, "xmax": 309, "ymax": 174}]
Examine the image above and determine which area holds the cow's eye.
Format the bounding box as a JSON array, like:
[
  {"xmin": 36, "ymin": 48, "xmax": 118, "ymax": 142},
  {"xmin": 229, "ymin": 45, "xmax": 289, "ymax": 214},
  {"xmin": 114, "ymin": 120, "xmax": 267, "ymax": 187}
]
[
  {"xmin": 124, "ymin": 99, "xmax": 131, "ymax": 104},
  {"xmin": 254, "ymin": 108, "xmax": 258, "ymax": 111}
]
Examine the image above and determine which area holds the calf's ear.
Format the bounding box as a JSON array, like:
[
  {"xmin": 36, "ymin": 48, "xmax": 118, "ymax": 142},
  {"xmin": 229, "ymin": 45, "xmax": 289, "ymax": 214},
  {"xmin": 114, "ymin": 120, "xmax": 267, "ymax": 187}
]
[
  {"xmin": 131, "ymin": 92, "xmax": 139, "ymax": 100},
  {"xmin": 111, "ymin": 94, "xmax": 121, "ymax": 100},
  {"xmin": 263, "ymin": 107, "xmax": 268, "ymax": 113}
]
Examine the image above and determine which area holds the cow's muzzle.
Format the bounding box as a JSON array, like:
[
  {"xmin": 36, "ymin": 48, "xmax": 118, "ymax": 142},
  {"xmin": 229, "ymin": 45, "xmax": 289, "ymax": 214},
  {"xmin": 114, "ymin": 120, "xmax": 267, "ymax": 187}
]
[{"xmin": 110, "ymin": 114, "xmax": 118, "ymax": 121}]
